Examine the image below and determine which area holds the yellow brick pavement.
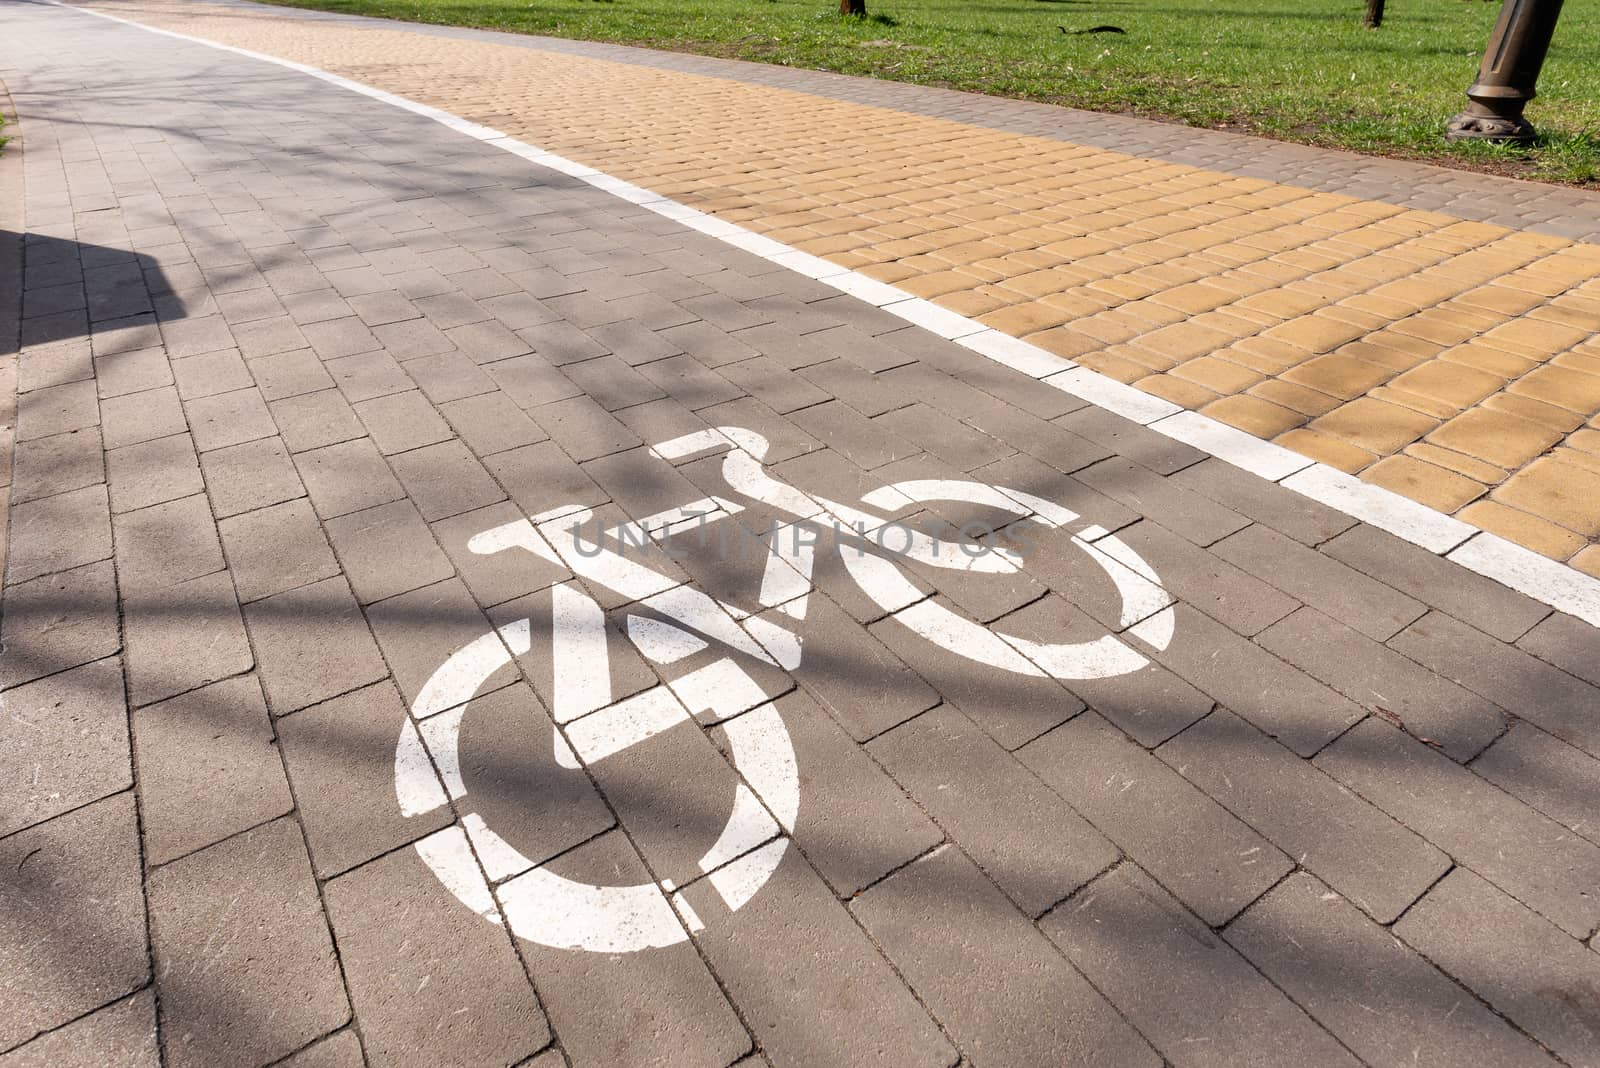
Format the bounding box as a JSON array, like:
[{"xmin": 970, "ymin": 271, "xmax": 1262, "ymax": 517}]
[{"xmin": 79, "ymin": 0, "xmax": 1600, "ymax": 571}]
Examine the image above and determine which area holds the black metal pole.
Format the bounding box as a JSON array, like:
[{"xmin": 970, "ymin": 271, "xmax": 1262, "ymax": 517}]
[{"xmin": 1447, "ymin": 0, "xmax": 1566, "ymax": 144}]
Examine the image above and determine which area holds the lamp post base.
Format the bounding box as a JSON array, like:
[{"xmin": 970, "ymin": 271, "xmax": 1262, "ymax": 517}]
[{"xmin": 1445, "ymin": 110, "xmax": 1536, "ymax": 144}]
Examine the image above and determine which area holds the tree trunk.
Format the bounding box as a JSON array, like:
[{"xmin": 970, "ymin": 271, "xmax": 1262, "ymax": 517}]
[
  {"xmin": 1364, "ymin": 0, "xmax": 1386, "ymax": 28},
  {"xmin": 840, "ymin": 0, "xmax": 866, "ymax": 16}
]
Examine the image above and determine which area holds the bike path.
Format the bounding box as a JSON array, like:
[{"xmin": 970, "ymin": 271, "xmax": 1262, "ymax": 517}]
[
  {"xmin": 3, "ymin": 5, "xmax": 1600, "ymax": 1067},
  {"xmin": 40, "ymin": 0, "xmax": 1600, "ymax": 577}
]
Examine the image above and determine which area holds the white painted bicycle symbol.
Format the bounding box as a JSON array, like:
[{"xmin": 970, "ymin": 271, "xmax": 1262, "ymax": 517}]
[{"xmin": 395, "ymin": 426, "xmax": 1174, "ymax": 952}]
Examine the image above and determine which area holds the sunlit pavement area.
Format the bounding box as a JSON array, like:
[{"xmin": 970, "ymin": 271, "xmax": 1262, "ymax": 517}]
[{"xmin": 2, "ymin": 3, "xmax": 1600, "ymax": 1066}]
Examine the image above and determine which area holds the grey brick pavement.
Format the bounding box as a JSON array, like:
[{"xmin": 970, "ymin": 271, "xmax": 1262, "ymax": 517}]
[{"xmin": 4, "ymin": 5, "xmax": 1600, "ymax": 1067}]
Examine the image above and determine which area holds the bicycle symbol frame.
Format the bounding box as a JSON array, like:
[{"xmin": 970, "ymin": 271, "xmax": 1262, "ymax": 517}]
[{"xmin": 395, "ymin": 426, "xmax": 1175, "ymax": 952}]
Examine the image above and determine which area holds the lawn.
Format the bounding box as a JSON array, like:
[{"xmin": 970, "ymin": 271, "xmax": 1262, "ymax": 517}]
[{"xmin": 258, "ymin": 0, "xmax": 1600, "ymax": 184}]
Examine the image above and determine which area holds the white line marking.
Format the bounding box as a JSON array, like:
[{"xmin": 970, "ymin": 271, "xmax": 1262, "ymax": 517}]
[
  {"xmin": 550, "ymin": 584, "xmax": 612, "ymax": 724},
  {"xmin": 61, "ymin": 0, "xmax": 1600, "ymax": 628},
  {"xmin": 565, "ymin": 685, "xmax": 690, "ymax": 764}
]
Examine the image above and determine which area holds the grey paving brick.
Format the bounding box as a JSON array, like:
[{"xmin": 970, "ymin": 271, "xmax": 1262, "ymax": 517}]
[
  {"xmin": 111, "ymin": 494, "xmax": 224, "ymax": 592},
  {"xmin": 11, "ymin": 427, "xmax": 104, "ymax": 504},
  {"xmin": 148, "ymin": 817, "xmax": 349, "ymax": 1068},
  {"xmin": 1170, "ymin": 457, "xmax": 1357, "ymax": 545},
  {"xmin": 1393, "ymin": 611, "xmax": 1600, "ymax": 759},
  {"xmin": 244, "ymin": 576, "xmax": 389, "ymax": 714},
  {"xmin": 346, "ymin": 289, "xmax": 420, "ymax": 327},
  {"xmin": 1054, "ymin": 408, "xmax": 1204, "ymax": 476},
  {"xmin": 869, "ymin": 601, "xmax": 1081, "ymax": 750},
  {"xmin": 788, "ymin": 399, "xmax": 918, "ymax": 470},
  {"xmin": 404, "ymin": 350, "xmax": 496, "ymax": 403},
  {"xmin": 184, "ymin": 385, "xmax": 277, "ymax": 452},
  {"xmin": 1316, "ymin": 718, "xmax": 1600, "ymax": 939},
  {"xmin": 531, "ymin": 394, "xmax": 641, "ymax": 461},
  {"xmin": 276, "ymin": 681, "xmax": 451, "ymax": 878},
  {"xmin": 1472, "ymin": 722, "xmax": 1600, "ymax": 845},
  {"xmin": 16, "ymin": 379, "xmax": 97, "ymax": 441},
  {"xmin": 159, "ymin": 313, "xmax": 236, "ymax": 358},
  {"xmin": 295, "ymin": 437, "xmax": 406, "ymax": 519},
  {"xmin": 327, "ymin": 349, "xmax": 413, "ymax": 403},
  {"xmin": 1225, "ymin": 872, "xmax": 1556, "ymax": 1068},
  {"xmin": 1517, "ymin": 611, "xmax": 1600, "ymax": 688},
  {"xmin": 972, "ymin": 449, "xmax": 1140, "ymax": 536},
  {"xmin": 283, "ymin": 287, "xmax": 355, "ymax": 326},
  {"xmin": 719, "ymin": 355, "xmax": 831, "ymax": 414},
  {"xmin": 388, "ymin": 439, "xmax": 506, "ymax": 521},
  {"xmin": 1042, "ymin": 864, "xmax": 1360, "ymax": 1068},
  {"xmin": 1019, "ymin": 711, "xmax": 1292, "ymax": 925},
  {"xmin": 0, "ymin": 796, "xmax": 149, "ymax": 1052},
  {"xmin": 852, "ymin": 844, "xmax": 1157, "ymax": 1067},
  {"xmin": 232, "ymin": 314, "xmax": 310, "ymax": 359},
  {"xmin": 352, "ymin": 390, "xmax": 453, "ymax": 455},
  {"xmin": 216, "ymin": 286, "xmax": 287, "ymax": 325},
  {"xmin": 1000, "ymin": 594, "xmax": 1216, "ymax": 746},
  {"xmin": 870, "ymin": 704, "xmax": 1116, "ymax": 915},
  {"xmin": 133, "ymin": 675, "xmax": 294, "ymax": 866},
  {"xmin": 1077, "ymin": 456, "xmax": 1250, "ymax": 546},
  {"xmin": 795, "ymin": 360, "xmax": 905, "ymax": 420},
  {"xmin": 515, "ymin": 320, "xmax": 607, "ymax": 365},
  {"xmin": 658, "ymin": 320, "xmax": 759, "ymax": 369},
  {"xmin": 92, "ymin": 346, "xmax": 171, "ymax": 399},
  {"xmin": 1160, "ymin": 709, "xmax": 1449, "ymax": 922},
  {"xmin": 123, "ymin": 570, "xmax": 253, "ymax": 708},
  {"xmin": 324, "ymin": 844, "xmax": 550, "ymax": 1068},
  {"xmin": 18, "ymin": 341, "xmax": 92, "ymax": 395},
  {"xmin": 715, "ymin": 690, "xmax": 940, "ymax": 896},
  {"xmin": 485, "ymin": 353, "xmax": 581, "ymax": 409},
  {"xmin": 219, "ymin": 498, "xmax": 340, "ymax": 603},
  {"xmin": 1114, "ymin": 518, "xmax": 1300, "ymax": 636},
  {"xmin": 1259, "ymin": 607, "xmax": 1506, "ymax": 762},
  {"xmin": 302, "ymin": 314, "xmax": 382, "ymax": 360},
  {"xmin": 1213, "ymin": 524, "xmax": 1427, "ymax": 641},
  {"xmin": 503, "ymin": 831, "xmax": 748, "ymax": 1068},
  {"xmin": 270, "ymin": 388, "xmax": 366, "ymax": 453},
  {"xmin": 0, "ymin": 658, "xmax": 129, "ymax": 838},
  {"xmin": 374, "ymin": 317, "xmax": 457, "ymax": 360},
  {"xmin": 106, "ymin": 432, "xmax": 203, "ymax": 513},
  {"xmin": 1322, "ymin": 525, "xmax": 1549, "ymax": 642},
  {"xmin": 484, "ymin": 440, "xmax": 606, "ymax": 516},
  {"xmin": 441, "ymin": 319, "xmax": 531, "ymax": 366},
  {"xmin": 1395, "ymin": 868, "xmax": 1600, "ymax": 1067},
  {"xmin": 678, "ymin": 291, "xmax": 772, "ymax": 333},
  {"xmin": 554, "ymin": 354, "xmax": 660, "ymax": 413},
  {"xmin": 872, "ymin": 402, "xmax": 1014, "ymax": 471},
  {"xmin": 100, "ymin": 385, "xmax": 186, "ymax": 448},
  {"xmin": 0, "ymin": 555, "xmax": 119, "ymax": 692},
  {"xmin": 91, "ymin": 314, "xmax": 162, "ymax": 357},
  {"xmin": 273, "ymin": 1030, "xmax": 363, "ymax": 1068},
  {"xmin": 200, "ymin": 435, "xmax": 304, "ymax": 518},
  {"xmin": 0, "ymin": 990, "xmax": 158, "ymax": 1068},
  {"xmin": 1149, "ymin": 604, "xmax": 1364, "ymax": 755},
  {"xmin": 432, "ymin": 501, "xmax": 570, "ymax": 608},
  {"xmin": 437, "ymin": 392, "xmax": 547, "ymax": 461},
  {"xmin": 675, "ymin": 845, "xmax": 952, "ymax": 1068},
  {"xmin": 326, "ymin": 500, "xmax": 455, "ymax": 604}
]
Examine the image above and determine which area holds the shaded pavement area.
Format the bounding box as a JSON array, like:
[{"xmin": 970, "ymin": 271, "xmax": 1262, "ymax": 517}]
[{"xmin": 3, "ymin": 3, "xmax": 1600, "ymax": 1067}]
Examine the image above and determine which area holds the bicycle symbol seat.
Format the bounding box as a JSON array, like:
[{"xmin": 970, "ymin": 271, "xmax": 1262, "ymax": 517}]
[{"xmin": 395, "ymin": 426, "xmax": 1175, "ymax": 952}]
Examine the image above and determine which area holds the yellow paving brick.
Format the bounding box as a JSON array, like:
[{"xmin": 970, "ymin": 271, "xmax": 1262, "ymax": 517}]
[
  {"xmin": 1424, "ymin": 407, "xmax": 1562, "ymax": 470},
  {"xmin": 1479, "ymin": 318, "xmax": 1591, "ymax": 357},
  {"xmin": 1261, "ymin": 315, "xmax": 1370, "ymax": 355},
  {"xmin": 1439, "ymin": 342, "xmax": 1538, "ymax": 381},
  {"xmin": 1482, "ymin": 392, "xmax": 1589, "ymax": 434},
  {"xmin": 1493, "ymin": 457, "xmax": 1600, "ymax": 537},
  {"xmin": 1076, "ymin": 350, "xmax": 1155, "ymax": 384},
  {"xmin": 1200, "ymin": 394, "xmax": 1306, "ymax": 438},
  {"xmin": 1248, "ymin": 379, "xmax": 1342, "ymax": 418},
  {"xmin": 1020, "ymin": 327, "xmax": 1103, "ymax": 360},
  {"xmin": 1460, "ymin": 501, "xmax": 1589, "ymax": 560},
  {"xmin": 1567, "ymin": 428, "xmax": 1600, "ymax": 456},
  {"xmin": 1403, "ymin": 441, "xmax": 1508, "ymax": 484},
  {"xmin": 1450, "ymin": 285, "xmax": 1549, "ymax": 317},
  {"xmin": 1509, "ymin": 365, "xmax": 1600, "ymax": 415},
  {"xmin": 1281, "ymin": 353, "xmax": 1395, "ymax": 400},
  {"xmin": 1363, "ymin": 455, "xmax": 1486, "ymax": 512},
  {"xmin": 1385, "ymin": 361, "xmax": 1504, "ymax": 410},
  {"xmin": 1135, "ymin": 373, "xmax": 1221, "ymax": 409},
  {"xmin": 1170, "ymin": 356, "xmax": 1264, "ymax": 395},
  {"xmin": 1273, "ymin": 428, "xmax": 1378, "ymax": 474},
  {"xmin": 1369, "ymin": 385, "xmax": 1461, "ymax": 422},
  {"xmin": 1310, "ymin": 397, "xmax": 1438, "ymax": 454},
  {"xmin": 1571, "ymin": 546, "xmax": 1600, "ymax": 579}
]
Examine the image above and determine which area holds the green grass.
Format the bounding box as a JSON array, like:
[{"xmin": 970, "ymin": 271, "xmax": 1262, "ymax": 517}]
[{"xmin": 259, "ymin": 0, "xmax": 1599, "ymax": 184}]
